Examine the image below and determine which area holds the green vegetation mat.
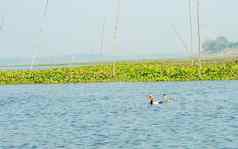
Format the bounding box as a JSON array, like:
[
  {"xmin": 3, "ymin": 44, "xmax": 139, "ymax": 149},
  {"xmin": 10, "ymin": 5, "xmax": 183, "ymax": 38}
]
[{"xmin": 1, "ymin": 59, "xmax": 238, "ymax": 85}]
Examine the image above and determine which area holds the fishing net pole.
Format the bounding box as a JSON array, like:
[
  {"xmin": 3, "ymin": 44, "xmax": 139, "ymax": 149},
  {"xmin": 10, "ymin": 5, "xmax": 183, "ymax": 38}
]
[
  {"xmin": 31, "ymin": 0, "xmax": 50, "ymax": 70},
  {"xmin": 112, "ymin": 0, "xmax": 121, "ymax": 77}
]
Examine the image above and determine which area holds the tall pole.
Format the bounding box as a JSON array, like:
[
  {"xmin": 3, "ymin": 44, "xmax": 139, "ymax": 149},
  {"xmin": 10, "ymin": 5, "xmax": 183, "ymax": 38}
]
[
  {"xmin": 31, "ymin": 0, "xmax": 49, "ymax": 70},
  {"xmin": 0, "ymin": 16, "xmax": 4, "ymax": 31},
  {"xmin": 30, "ymin": 52, "xmax": 37, "ymax": 70},
  {"xmin": 171, "ymin": 24, "xmax": 189, "ymax": 53},
  {"xmin": 112, "ymin": 0, "xmax": 121, "ymax": 77},
  {"xmin": 43, "ymin": 0, "xmax": 49, "ymax": 17},
  {"xmin": 188, "ymin": 0, "xmax": 194, "ymax": 65},
  {"xmin": 99, "ymin": 16, "xmax": 106, "ymax": 56},
  {"xmin": 71, "ymin": 55, "xmax": 75, "ymax": 65},
  {"xmin": 196, "ymin": 0, "xmax": 202, "ymax": 76}
]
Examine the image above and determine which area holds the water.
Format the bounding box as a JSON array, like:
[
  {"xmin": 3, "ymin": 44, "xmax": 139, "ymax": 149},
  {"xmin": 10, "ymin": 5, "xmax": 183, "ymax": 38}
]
[
  {"xmin": 0, "ymin": 64, "xmax": 85, "ymax": 71},
  {"xmin": 0, "ymin": 81, "xmax": 238, "ymax": 149}
]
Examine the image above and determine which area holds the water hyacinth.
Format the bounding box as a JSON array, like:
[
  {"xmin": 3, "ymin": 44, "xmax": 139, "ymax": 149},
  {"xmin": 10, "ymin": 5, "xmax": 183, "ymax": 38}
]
[{"xmin": 0, "ymin": 60, "xmax": 238, "ymax": 85}]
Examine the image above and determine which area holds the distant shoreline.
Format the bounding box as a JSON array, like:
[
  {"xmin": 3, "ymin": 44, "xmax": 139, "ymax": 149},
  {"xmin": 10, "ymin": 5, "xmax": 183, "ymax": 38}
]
[{"xmin": 0, "ymin": 58, "xmax": 238, "ymax": 85}]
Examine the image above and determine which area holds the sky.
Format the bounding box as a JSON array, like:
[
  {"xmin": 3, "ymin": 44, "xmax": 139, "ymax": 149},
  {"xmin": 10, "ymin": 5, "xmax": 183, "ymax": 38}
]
[{"xmin": 0, "ymin": 0, "xmax": 238, "ymax": 59}]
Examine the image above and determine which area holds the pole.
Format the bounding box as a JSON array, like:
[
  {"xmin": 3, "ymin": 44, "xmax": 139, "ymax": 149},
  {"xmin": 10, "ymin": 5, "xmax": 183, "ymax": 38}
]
[
  {"xmin": 171, "ymin": 24, "xmax": 189, "ymax": 53},
  {"xmin": 0, "ymin": 16, "xmax": 4, "ymax": 31},
  {"xmin": 31, "ymin": 0, "xmax": 49, "ymax": 70},
  {"xmin": 112, "ymin": 0, "xmax": 121, "ymax": 77},
  {"xmin": 100, "ymin": 16, "xmax": 106, "ymax": 56},
  {"xmin": 188, "ymin": 0, "xmax": 194, "ymax": 65},
  {"xmin": 196, "ymin": 0, "xmax": 202, "ymax": 77},
  {"xmin": 43, "ymin": 0, "xmax": 49, "ymax": 18}
]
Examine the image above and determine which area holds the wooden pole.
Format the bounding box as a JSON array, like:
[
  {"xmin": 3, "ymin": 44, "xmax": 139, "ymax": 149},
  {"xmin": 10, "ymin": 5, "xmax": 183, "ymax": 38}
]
[
  {"xmin": 31, "ymin": 0, "xmax": 49, "ymax": 70},
  {"xmin": 100, "ymin": 16, "xmax": 106, "ymax": 56},
  {"xmin": 43, "ymin": 0, "xmax": 49, "ymax": 17},
  {"xmin": 171, "ymin": 24, "xmax": 189, "ymax": 53},
  {"xmin": 196, "ymin": 0, "xmax": 202, "ymax": 77},
  {"xmin": 112, "ymin": 0, "xmax": 121, "ymax": 77},
  {"xmin": 188, "ymin": 0, "xmax": 194, "ymax": 65},
  {"xmin": 0, "ymin": 16, "xmax": 4, "ymax": 31}
]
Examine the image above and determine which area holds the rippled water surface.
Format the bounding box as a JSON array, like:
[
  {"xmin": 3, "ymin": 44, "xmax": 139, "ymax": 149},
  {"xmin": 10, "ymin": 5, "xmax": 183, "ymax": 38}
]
[{"xmin": 0, "ymin": 81, "xmax": 238, "ymax": 149}]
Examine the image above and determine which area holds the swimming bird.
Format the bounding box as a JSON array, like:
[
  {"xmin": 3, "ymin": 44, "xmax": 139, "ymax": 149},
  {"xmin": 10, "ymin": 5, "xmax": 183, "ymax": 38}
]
[
  {"xmin": 147, "ymin": 94, "xmax": 173, "ymax": 106},
  {"xmin": 147, "ymin": 95, "xmax": 164, "ymax": 105}
]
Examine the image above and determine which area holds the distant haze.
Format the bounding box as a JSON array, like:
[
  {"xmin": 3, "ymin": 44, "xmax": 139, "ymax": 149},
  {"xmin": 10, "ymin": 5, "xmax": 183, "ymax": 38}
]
[
  {"xmin": 202, "ymin": 36, "xmax": 238, "ymax": 54},
  {"xmin": 0, "ymin": 0, "xmax": 238, "ymax": 62}
]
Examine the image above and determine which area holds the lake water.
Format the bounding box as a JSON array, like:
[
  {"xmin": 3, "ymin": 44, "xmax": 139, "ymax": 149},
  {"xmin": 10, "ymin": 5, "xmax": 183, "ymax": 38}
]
[{"xmin": 0, "ymin": 81, "xmax": 238, "ymax": 149}]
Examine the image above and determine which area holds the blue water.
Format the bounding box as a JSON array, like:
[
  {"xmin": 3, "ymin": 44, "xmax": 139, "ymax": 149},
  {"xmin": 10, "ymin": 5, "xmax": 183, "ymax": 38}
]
[{"xmin": 0, "ymin": 81, "xmax": 238, "ymax": 149}]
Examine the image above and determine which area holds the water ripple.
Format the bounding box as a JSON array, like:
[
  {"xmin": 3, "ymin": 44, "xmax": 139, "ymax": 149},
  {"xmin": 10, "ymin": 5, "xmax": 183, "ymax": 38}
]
[{"xmin": 0, "ymin": 81, "xmax": 238, "ymax": 148}]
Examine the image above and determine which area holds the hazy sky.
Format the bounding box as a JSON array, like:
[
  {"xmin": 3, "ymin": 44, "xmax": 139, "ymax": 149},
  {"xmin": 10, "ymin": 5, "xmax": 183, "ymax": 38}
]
[{"xmin": 0, "ymin": 0, "xmax": 238, "ymax": 58}]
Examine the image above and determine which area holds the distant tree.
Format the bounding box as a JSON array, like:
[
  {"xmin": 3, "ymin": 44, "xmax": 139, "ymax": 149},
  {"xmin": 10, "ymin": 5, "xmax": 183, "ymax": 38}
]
[
  {"xmin": 215, "ymin": 36, "xmax": 229, "ymax": 51},
  {"xmin": 229, "ymin": 42, "xmax": 238, "ymax": 48},
  {"xmin": 202, "ymin": 40, "xmax": 217, "ymax": 53},
  {"xmin": 202, "ymin": 36, "xmax": 230, "ymax": 53}
]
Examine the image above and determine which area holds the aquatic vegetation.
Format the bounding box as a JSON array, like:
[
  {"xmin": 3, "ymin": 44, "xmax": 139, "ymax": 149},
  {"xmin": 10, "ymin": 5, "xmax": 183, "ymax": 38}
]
[{"xmin": 0, "ymin": 59, "xmax": 238, "ymax": 84}]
